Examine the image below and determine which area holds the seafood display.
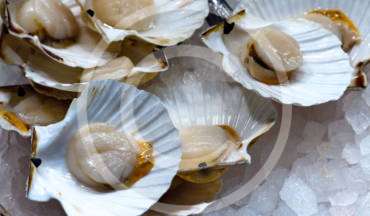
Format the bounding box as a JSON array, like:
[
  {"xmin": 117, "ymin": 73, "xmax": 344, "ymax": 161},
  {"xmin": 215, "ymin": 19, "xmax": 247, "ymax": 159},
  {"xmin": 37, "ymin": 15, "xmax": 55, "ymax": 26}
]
[{"xmin": 0, "ymin": 0, "xmax": 368, "ymax": 215}]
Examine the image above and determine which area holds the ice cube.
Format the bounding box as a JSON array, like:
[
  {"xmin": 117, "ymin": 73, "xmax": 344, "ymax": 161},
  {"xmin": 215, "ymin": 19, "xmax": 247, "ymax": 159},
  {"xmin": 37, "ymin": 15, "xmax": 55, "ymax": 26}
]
[
  {"xmin": 344, "ymin": 96, "xmax": 370, "ymax": 134},
  {"xmin": 279, "ymin": 175, "xmax": 318, "ymax": 216},
  {"xmin": 297, "ymin": 140, "xmax": 318, "ymax": 154},
  {"xmin": 362, "ymin": 85, "xmax": 370, "ymax": 106},
  {"xmin": 317, "ymin": 141, "xmax": 344, "ymax": 160},
  {"xmin": 329, "ymin": 205, "xmax": 356, "ymax": 216},
  {"xmin": 356, "ymin": 193, "xmax": 370, "ymax": 216},
  {"xmin": 358, "ymin": 133, "xmax": 370, "ymax": 156},
  {"xmin": 244, "ymin": 168, "xmax": 289, "ymax": 214},
  {"xmin": 343, "ymin": 165, "xmax": 369, "ymax": 195},
  {"xmin": 342, "ymin": 143, "xmax": 361, "ymax": 165},
  {"xmin": 272, "ymin": 201, "xmax": 297, "ymax": 216},
  {"xmin": 328, "ymin": 190, "xmax": 358, "ymax": 206},
  {"xmin": 293, "ymin": 158, "xmax": 347, "ymax": 202},
  {"xmin": 302, "ymin": 121, "xmax": 327, "ymax": 143}
]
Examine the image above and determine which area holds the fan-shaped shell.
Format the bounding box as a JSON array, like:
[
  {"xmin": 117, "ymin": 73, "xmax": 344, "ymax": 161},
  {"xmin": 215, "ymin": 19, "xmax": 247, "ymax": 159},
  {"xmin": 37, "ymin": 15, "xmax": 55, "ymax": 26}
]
[
  {"xmin": 202, "ymin": 11, "xmax": 354, "ymax": 106},
  {"xmin": 236, "ymin": 0, "xmax": 369, "ymax": 88},
  {"xmin": 150, "ymin": 74, "xmax": 276, "ymax": 169},
  {"xmin": 4, "ymin": 0, "xmax": 120, "ymax": 68},
  {"xmin": 77, "ymin": 0, "xmax": 209, "ymax": 46},
  {"xmin": 0, "ymin": 34, "xmax": 168, "ymax": 95},
  {"xmin": 28, "ymin": 80, "xmax": 182, "ymax": 216}
]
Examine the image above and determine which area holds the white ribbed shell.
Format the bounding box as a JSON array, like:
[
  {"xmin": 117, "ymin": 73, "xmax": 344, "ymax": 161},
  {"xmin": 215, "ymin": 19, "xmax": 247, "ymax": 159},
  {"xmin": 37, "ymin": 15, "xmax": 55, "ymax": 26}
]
[
  {"xmin": 5, "ymin": 0, "xmax": 117, "ymax": 68},
  {"xmin": 147, "ymin": 72, "xmax": 276, "ymax": 215},
  {"xmin": 236, "ymin": 0, "xmax": 370, "ymax": 67},
  {"xmin": 28, "ymin": 80, "xmax": 182, "ymax": 216},
  {"xmin": 202, "ymin": 12, "xmax": 354, "ymax": 106},
  {"xmin": 78, "ymin": 0, "xmax": 209, "ymax": 45}
]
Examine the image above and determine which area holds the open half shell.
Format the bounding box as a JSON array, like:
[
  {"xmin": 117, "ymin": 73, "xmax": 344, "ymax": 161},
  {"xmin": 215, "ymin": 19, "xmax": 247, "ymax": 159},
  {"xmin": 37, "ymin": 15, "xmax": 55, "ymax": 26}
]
[
  {"xmin": 28, "ymin": 80, "xmax": 182, "ymax": 216},
  {"xmin": 236, "ymin": 0, "xmax": 369, "ymax": 88},
  {"xmin": 149, "ymin": 72, "xmax": 276, "ymax": 171},
  {"xmin": 77, "ymin": 0, "xmax": 209, "ymax": 45},
  {"xmin": 0, "ymin": 86, "xmax": 69, "ymax": 136},
  {"xmin": 202, "ymin": 11, "xmax": 354, "ymax": 106},
  {"xmin": 4, "ymin": 0, "xmax": 120, "ymax": 68},
  {"xmin": 1, "ymin": 34, "xmax": 168, "ymax": 95},
  {"xmin": 147, "ymin": 72, "xmax": 276, "ymax": 215}
]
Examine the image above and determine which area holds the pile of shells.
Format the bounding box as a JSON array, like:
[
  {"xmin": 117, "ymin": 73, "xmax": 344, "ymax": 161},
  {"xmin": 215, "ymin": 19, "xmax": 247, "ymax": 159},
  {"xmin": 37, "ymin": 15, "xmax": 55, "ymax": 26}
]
[{"xmin": 0, "ymin": 0, "xmax": 368, "ymax": 215}]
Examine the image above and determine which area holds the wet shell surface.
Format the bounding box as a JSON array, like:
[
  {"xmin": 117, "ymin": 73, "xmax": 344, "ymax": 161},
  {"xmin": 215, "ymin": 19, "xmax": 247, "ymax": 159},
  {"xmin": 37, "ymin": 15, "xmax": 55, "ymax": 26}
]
[
  {"xmin": 77, "ymin": 0, "xmax": 209, "ymax": 45},
  {"xmin": 202, "ymin": 11, "xmax": 354, "ymax": 106},
  {"xmin": 149, "ymin": 72, "xmax": 276, "ymax": 171},
  {"xmin": 0, "ymin": 86, "xmax": 69, "ymax": 136},
  {"xmin": 28, "ymin": 80, "xmax": 182, "ymax": 216},
  {"xmin": 236, "ymin": 0, "xmax": 369, "ymax": 88},
  {"xmin": 1, "ymin": 35, "xmax": 168, "ymax": 94},
  {"xmin": 4, "ymin": 0, "xmax": 119, "ymax": 68},
  {"xmin": 147, "ymin": 72, "xmax": 276, "ymax": 215}
]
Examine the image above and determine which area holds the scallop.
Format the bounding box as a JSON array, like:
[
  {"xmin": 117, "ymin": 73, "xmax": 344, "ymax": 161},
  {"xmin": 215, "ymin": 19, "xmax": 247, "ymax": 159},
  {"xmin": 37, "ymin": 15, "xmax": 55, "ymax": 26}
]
[
  {"xmin": 179, "ymin": 125, "xmax": 240, "ymax": 171},
  {"xmin": 0, "ymin": 34, "xmax": 168, "ymax": 95},
  {"xmin": 236, "ymin": 0, "xmax": 368, "ymax": 88},
  {"xmin": 4, "ymin": 0, "xmax": 119, "ymax": 68},
  {"xmin": 28, "ymin": 80, "xmax": 182, "ymax": 215},
  {"xmin": 80, "ymin": 56, "xmax": 135, "ymax": 82},
  {"xmin": 0, "ymin": 86, "xmax": 69, "ymax": 136},
  {"xmin": 242, "ymin": 26, "xmax": 303, "ymax": 85},
  {"xmin": 148, "ymin": 72, "xmax": 276, "ymax": 172},
  {"xmin": 16, "ymin": 0, "xmax": 79, "ymax": 40},
  {"xmin": 68, "ymin": 123, "xmax": 153, "ymax": 190},
  {"xmin": 202, "ymin": 11, "xmax": 354, "ymax": 106},
  {"xmin": 305, "ymin": 10, "xmax": 361, "ymax": 52},
  {"xmin": 146, "ymin": 70, "xmax": 276, "ymax": 215},
  {"xmin": 78, "ymin": 0, "xmax": 209, "ymax": 45},
  {"xmin": 92, "ymin": 0, "xmax": 155, "ymax": 31}
]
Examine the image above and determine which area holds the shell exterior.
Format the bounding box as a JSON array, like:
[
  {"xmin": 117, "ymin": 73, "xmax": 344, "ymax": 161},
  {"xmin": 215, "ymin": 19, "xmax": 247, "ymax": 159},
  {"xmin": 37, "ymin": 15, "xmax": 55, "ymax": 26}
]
[
  {"xmin": 236, "ymin": 0, "xmax": 369, "ymax": 87},
  {"xmin": 77, "ymin": 0, "xmax": 209, "ymax": 45},
  {"xmin": 4, "ymin": 0, "xmax": 119, "ymax": 68},
  {"xmin": 28, "ymin": 80, "xmax": 182, "ymax": 216},
  {"xmin": 202, "ymin": 12, "xmax": 354, "ymax": 106},
  {"xmin": 1, "ymin": 34, "xmax": 168, "ymax": 94}
]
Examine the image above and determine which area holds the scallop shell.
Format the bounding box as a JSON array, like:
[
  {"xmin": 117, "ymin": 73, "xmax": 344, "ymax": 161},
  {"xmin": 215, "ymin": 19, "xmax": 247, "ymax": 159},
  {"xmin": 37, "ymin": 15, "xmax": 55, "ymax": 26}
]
[
  {"xmin": 28, "ymin": 80, "xmax": 182, "ymax": 216},
  {"xmin": 236, "ymin": 0, "xmax": 369, "ymax": 88},
  {"xmin": 202, "ymin": 11, "xmax": 354, "ymax": 106},
  {"xmin": 77, "ymin": 0, "xmax": 209, "ymax": 45},
  {"xmin": 0, "ymin": 86, "xmax": 69, "ymax": 137},
  {"xmin": 4, "ymin": 0, "xmax": 119, "ymax": 68},
  {"xmin": 147, "ymin": 72, "xmax": 276, "ymax": 215},
  {"xmin": 1, "ymin": 34, "xmax": 168, "ymax": 94},
  {"xmin": 149, "ymin": 72, "xmax": 276, "ymax": 169}
]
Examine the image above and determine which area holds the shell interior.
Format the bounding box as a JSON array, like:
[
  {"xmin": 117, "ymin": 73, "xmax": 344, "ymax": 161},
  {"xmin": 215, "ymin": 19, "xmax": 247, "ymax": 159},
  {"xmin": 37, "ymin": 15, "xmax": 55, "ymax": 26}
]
[
  {"xmin": 0, "ymin": 86, "xmax": 69, "ymax": 136},
  {"xmin": 78, "ymin": 0, "xmax": 209, "ymax": 45},
  {"xmin": 149, "ymin": 73, "xmax": 277, "ymax": 172},
  {"xmin": 1, "ymin": 34, "xmax": 168, "ymax": 93},
  {"xmin": 28, "ymin": 80, "xmax": 182, "ymax": 216},
  {"xmin": 5, "ymin": 0, "xmax": 119, "ymax": 68},
  {"xmin": 236, "ymin": 0, "xmax": 369, "ymax": 88},
  {"xmin": 202, "ymin": 12, "xmax": 354, "ymax": 106}
]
